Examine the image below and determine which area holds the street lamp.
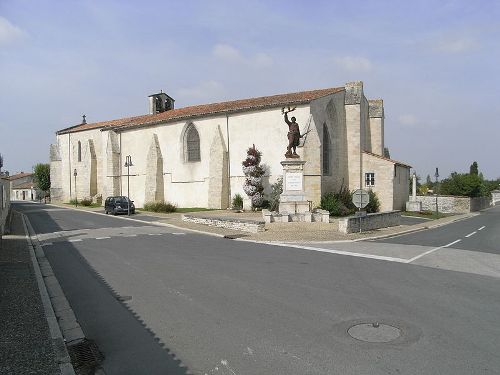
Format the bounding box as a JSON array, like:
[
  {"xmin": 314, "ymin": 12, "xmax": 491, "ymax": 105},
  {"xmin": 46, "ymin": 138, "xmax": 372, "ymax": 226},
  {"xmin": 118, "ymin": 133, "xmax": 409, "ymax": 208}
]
[
  {"xmin": 434, "ymin": 167, "xmax": 439, "ymax": 217},
  {"xmin": 124, "ymin": 155, "xmax": 133, "ymax": 216},
  {"xmin": 73, "ymin": 169, "xmax": 78, "ymax": 207}
]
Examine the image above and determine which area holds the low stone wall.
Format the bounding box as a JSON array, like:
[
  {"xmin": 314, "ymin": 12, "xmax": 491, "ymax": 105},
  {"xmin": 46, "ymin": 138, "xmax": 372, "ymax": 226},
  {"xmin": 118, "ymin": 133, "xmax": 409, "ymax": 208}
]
[
  {"xmin": 338, "ymin": 211, "xmax": 401, "ymax": 234},
  {"xmin": 0, "ymin": 178, "xmax": 11, "ymax": 235},
  {"xmin": 412, "ymin": 195, "xmax": 491, "ymax": 214},
  {"xmin": 182, "ymin": 214, "xmax": 265, "ymax": 233},
  {"xmin": 492, "ymin": 190, "xmax": 500, "ymax": 205}
]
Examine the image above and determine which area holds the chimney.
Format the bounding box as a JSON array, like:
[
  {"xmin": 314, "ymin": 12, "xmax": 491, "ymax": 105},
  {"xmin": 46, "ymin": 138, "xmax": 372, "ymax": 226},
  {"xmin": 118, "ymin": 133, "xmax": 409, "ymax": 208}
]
[{"xmin": 148, "ymin": 90, "xmax": 175, "ymax": 114}]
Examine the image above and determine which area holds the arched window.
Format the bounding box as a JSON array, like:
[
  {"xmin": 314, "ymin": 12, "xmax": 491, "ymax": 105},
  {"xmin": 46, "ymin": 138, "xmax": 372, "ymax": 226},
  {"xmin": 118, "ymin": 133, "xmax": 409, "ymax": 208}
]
[
  {"xmin": 77, "ymin": 141, "xmax": 82, "ymax": 162},
  {"xmin": 322, "ymin": 124, "xmax": 330, "ymax": 175},
  {"xmin": 185, "ymin": 124, "xmax": 200, "ymax": 162}
]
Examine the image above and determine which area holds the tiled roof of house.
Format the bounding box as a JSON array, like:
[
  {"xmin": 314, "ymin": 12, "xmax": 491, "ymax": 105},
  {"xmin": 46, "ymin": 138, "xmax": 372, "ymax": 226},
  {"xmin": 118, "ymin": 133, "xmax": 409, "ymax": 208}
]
[
  {"xmin": 363, "ymin": 151, "xmax": 412, "ymax": 168},
  {"xmin": 12, "ymin": 181, "xmax": 34, "ymax": 189},
  {"xmin": 8, "ymin": 172, "xmax": 33, "ymax": 181},
  {"xmin": 57, "ymin": 87, "xmax": 345, "ymax": 135}
]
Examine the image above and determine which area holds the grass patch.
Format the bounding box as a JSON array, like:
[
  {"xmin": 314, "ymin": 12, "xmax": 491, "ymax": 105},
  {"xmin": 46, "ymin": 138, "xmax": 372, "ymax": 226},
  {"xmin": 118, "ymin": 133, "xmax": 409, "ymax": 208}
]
[
  {"xmin": 402, "ymin": 211, "xmax": 452, "ymax": 219},
  {"xmin": 65, "ymin": 200, "xmax": 101, "ymax": 208},
  {"xmin": 175, "ymin": 207, "xmax": 217, "ymax": 213}
]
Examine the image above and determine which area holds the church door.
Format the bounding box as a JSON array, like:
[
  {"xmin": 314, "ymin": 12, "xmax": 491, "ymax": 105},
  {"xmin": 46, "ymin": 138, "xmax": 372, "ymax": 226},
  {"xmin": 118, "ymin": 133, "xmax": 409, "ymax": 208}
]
[{"xmin": 22, "ymin": 191, "xmax": 26, "ymax": 200}]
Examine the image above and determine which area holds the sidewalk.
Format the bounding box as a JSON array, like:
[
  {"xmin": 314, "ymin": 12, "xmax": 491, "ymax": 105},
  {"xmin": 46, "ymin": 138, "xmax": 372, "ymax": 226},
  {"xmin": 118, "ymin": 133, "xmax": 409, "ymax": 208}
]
[
  {"xmin": 0, "ymin": 210, "xmax": 70, "ymax": 375},
  {"xmin": 49, "ymin": 203, "xmax": 476, "ymax": 242}
]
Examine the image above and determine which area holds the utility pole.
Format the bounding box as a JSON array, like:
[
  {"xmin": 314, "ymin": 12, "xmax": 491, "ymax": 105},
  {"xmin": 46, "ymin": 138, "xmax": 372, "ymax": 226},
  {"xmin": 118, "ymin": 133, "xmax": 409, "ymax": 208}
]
[{"xmin": 434, "ymin": 167, "xmax": 439, "ymax": 217}]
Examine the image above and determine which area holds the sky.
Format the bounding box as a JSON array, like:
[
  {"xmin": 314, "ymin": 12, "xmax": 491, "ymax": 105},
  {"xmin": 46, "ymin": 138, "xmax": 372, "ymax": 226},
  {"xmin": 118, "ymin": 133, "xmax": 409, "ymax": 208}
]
[{"xmin": 0, "ymin": 0, "xmax": 499, "ymax": 180}]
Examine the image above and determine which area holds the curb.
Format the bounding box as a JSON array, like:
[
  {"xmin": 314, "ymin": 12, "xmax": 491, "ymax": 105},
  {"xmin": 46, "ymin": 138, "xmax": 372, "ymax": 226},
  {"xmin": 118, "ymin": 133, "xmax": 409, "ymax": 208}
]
[{"xmin": 21, "ymin": 213, "xmax": 77, "ymax": 375}]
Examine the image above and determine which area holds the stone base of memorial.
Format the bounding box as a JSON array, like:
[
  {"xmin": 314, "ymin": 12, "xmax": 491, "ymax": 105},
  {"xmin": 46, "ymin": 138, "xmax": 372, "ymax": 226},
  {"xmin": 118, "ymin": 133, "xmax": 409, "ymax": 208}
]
[
  {"xmin": 405, "ymin": 201, "xmax": 422, "ymax": 212},
  {"xmin": 279, "ymin": 159, "xmax": 309, "ymax": 214}
]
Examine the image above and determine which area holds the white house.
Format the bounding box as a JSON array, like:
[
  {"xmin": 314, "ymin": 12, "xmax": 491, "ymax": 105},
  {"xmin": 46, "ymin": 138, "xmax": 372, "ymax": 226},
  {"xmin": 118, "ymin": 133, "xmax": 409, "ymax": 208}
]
[
  {"xmin": 50, "ymin": 81, "xmax": 411, "ymax": 212},
  {"xmin": 8, "ymin": 172, "xmax": 36, "ymax": 201}
]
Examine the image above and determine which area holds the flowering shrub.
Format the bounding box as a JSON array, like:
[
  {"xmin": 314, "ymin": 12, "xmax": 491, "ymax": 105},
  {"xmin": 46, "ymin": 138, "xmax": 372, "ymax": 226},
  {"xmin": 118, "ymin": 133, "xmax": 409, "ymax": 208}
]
[{"xmin": 242, "ymin": 144, "xmax": 265, "ymax": 209}]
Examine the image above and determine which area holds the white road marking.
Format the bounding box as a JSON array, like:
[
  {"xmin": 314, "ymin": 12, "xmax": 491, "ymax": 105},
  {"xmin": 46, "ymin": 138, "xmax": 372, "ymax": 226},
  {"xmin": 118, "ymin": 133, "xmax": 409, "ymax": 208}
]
[
  {"xmin": 257, "ymin": 242, "xmax": 409, "ymax": 263},
  {"xmin": 172, "ymin": 232, "xmax": 186, "ymax": 235},
  {"xmin": 465, "ymin": 231, "xmax": 476, "ymax": 238},
  {"xmin": 478, "ymin": 226, "xmax": 486, "ymax": 231},
  {"xmin": 95, "ymin": 236, "xmax": 111, "ymax": 240},
  {"xmin": 123, "ymin": 234, "xmax": 137, "ymax": 237},
  {"xmin": 68, "ymin": 239, "xmax": 82, "ymax": 242},
  {"xmin": 148, "ymin": 233, "xmax": 162, "ymax": 236},
  {"xmin": 408, "ymin": 239, "xmax": 462, "ymax": 263}
]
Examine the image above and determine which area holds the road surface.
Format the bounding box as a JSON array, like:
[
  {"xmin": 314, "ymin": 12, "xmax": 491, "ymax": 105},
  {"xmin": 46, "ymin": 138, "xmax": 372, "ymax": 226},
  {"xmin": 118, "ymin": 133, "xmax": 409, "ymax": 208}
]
[{"xmin": 16, "ymin": 202, "xmax": 500, "ymax": 375}]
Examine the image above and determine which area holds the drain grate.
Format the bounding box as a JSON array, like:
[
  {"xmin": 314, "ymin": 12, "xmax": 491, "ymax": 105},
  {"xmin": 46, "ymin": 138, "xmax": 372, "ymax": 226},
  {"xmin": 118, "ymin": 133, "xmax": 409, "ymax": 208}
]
[{"xmin": 67, "ymin": 339, "xmax": 104, "ymax": 375}]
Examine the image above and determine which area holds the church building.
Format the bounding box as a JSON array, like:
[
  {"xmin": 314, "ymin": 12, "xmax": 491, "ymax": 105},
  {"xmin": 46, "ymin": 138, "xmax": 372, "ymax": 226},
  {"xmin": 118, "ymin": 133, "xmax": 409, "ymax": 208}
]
[{"xmin": 50, "ymin": 81, "xmax": 411, "ymax": 212}]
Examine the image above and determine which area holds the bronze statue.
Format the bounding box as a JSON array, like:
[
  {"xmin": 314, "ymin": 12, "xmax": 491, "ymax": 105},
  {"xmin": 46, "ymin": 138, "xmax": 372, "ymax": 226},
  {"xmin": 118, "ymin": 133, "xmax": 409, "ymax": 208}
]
[{"xmin": 282, "ymin": 106, "xmax": 305, "ymax": 158}]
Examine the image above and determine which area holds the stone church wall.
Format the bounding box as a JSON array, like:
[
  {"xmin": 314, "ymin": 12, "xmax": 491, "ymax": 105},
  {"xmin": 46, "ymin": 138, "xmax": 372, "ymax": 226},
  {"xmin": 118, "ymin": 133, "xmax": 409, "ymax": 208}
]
[{"xmin": 51, "ymin": 82, "xmax": 407, "ymax": 211}]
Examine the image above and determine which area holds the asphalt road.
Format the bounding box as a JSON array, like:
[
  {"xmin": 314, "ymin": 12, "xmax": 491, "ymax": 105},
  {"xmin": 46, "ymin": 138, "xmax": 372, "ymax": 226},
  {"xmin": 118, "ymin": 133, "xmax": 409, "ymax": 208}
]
[{"xmin": 17, "ymin": 202, "xmax": 500, "ymax": 375}]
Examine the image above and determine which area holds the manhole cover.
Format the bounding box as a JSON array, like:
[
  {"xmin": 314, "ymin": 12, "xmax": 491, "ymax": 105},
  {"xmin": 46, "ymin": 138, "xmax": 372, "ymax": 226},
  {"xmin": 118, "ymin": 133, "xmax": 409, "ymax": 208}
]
[{"xmin": 348, "ymin": 322, "xmax": 401, "ymax": 343}]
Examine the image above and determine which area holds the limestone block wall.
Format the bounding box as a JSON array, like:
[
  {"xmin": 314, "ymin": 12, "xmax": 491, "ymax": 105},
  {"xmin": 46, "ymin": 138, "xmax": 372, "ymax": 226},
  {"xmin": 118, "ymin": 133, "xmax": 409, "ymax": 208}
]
[
  {"xmin": 414, "ymin": 195, "xmax": 491, "ymax": 213},
  {"xmin": 368, "ymin": 99, "xmax": 384, "ymax": 156},
  {"xmin": 310, "ymin": 91, "xmax": 349, "ymax": 203},
  {"xmin": 345, "ymin": 82, "xmax": 364, "ymax": 192},
  {"xmin": 227, "ymin": 105, "xmax": 311, "ymax": 205},
  {"xmin": 54, "ymin": 128, "xmax": 103, "ymax": 202},
  {"xmin": 362, "ymin": 152, "xmax": 395, "ymax": 212},
  {"xmin": 144, "ymin": 134, "xmax": 164, "ymax": 203},
  {"xmin": 49, "ymin": 143, "xmax": 63, "ymax": 201},
  {"xmin": 207, "ymin": 126, "xmax": 229, "ymax": 209},
  {"xmin": 492, "ymin": 190, "xmax": 500, "ymax": 205},
  {"xmin": 74, "ymin": 139, "xmax": 97, "ymax": 199},
  {"xmin": 338, "ymin": 211, "xmax": 401, "ymax": 233},
  {"xmin": 104, "ymin": 131, "xmax": 121, "ymax": 199},
  {"xmin": 392, "ymin": 165, "xmax": 410, "ymax": 210}
]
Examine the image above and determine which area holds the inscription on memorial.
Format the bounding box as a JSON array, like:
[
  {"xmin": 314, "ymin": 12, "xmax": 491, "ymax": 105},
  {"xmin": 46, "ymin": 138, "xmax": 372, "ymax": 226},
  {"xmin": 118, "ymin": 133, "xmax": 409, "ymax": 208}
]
[{"xmin": 286, "ymin": 173, "xmax": 302, "ymax": 191}]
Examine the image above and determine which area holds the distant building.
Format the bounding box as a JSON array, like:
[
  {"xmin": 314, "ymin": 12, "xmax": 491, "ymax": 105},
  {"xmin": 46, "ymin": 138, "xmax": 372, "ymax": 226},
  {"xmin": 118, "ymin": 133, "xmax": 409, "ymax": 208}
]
[
  {"xmin": 8, "ymin": 172, "xmax": 36, "ymax": 201},
  {"xmin": 50, "ymin": 81, "xmax": 411, "ymax": 211}
]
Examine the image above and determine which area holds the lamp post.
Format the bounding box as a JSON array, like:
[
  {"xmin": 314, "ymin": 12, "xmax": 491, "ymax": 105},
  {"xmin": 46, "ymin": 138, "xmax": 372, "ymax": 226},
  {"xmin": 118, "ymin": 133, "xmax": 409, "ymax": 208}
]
[
  {"xmin": 434, "ymin": 167, "xmax": 439, "ymax": 217},
  {"xmin": 73, "ymin": 169, "xmax": 78, "ymax": 207},
  {"xmin": 124, "ymin": 155, "xmax": 133, "ymax": 216}
]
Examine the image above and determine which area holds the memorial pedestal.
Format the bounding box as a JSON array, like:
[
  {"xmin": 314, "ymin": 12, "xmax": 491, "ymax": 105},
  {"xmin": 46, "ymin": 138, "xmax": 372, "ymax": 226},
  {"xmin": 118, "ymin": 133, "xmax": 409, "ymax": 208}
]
[{"xmin": 279, "ymin": 159, "xmax": 309, "ymax": 214}]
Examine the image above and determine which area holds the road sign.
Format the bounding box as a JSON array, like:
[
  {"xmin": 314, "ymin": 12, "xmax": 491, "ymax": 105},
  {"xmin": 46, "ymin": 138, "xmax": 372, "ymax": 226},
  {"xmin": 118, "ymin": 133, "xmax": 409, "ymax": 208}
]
[{"xmin": 352, "ymin": 189, "xmax": 370, "ymax": 209}]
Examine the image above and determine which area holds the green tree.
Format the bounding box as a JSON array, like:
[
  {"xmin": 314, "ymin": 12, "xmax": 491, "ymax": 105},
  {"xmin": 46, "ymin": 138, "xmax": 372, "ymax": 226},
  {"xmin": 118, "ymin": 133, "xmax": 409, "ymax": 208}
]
[
  {"xmin": 440, "ymin": 172, "xmax": 484, "ymax": 197},
  {"xmin": 33, "ymin": 163, "xmax": 51, "ymax": 199},
  {"xmin": 469, "ymin": 161, "xmax": 479, "ymax": 175}
]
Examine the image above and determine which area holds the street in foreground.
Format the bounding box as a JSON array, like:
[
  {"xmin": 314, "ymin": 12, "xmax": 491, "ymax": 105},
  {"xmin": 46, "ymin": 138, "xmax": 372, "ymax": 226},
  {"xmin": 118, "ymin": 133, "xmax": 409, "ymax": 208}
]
[{"xmin": 15, "ymin": 202, "xmax": 500, "ymax": 374}]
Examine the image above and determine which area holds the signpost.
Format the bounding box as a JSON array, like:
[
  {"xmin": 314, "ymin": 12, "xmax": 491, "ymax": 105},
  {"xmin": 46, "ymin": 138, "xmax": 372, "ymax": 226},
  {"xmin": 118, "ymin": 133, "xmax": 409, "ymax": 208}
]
[{"xmin": 352, "ymin": 189, "xmax": 370, "ymax": 233}]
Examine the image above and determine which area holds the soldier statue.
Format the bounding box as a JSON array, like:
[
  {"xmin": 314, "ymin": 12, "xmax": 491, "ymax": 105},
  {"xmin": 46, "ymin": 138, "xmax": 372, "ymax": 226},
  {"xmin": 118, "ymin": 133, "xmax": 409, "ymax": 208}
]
[{"xmin": 283, "ymin": 107, "xmax": 306, "ymax": 158}]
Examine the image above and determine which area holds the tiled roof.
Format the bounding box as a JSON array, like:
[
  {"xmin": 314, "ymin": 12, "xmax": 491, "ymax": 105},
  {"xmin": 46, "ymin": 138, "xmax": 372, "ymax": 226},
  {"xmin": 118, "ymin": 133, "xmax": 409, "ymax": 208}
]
[
  {"xmin": 12, "ymin": 181, "xmax": 34, "ymax": 189},
  {"xmin": 57, "ymin": 87, "xmax": 344, "ymax": 135},
  {"xmin": 8, "ymin": 172, "xmax": 32, "ymax": 181},
  {"xmin": 363, "ymin": 151, "xmax": 412, "ymax": 168}
]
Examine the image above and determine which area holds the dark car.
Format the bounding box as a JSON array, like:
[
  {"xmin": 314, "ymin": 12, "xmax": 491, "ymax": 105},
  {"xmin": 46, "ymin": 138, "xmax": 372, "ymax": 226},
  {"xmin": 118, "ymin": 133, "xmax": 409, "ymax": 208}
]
[{"xmin": 104, "ymin": 196, "xmax": 135, "ymax": 215}]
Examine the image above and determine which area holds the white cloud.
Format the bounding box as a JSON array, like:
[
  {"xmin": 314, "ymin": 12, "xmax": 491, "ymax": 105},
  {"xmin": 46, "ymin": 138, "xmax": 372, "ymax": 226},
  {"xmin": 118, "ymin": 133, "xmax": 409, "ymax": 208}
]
[
  {"xmin": 0, "ymin": 17, "xmax": 27, "ymax": 46},
  {"xmin": 212, "ymin": 44, "xmax": 273, "ymax": 68},
  {"xmin": 177, "ymin": 80, "xmax": 226, "ymax": 104},
  {"xmin": 213, "ymin": 43, "xmax": 241, "ymax": 62},
  {"xmin": 435, "ymin": 36, "xmax": 476, "ymax": 53},
  {"xmin": 253, "ymin": 52, "xmax": 273, "ymax": 68},
  {"xmin": 398, "ymin": 114, "xmax": 418, "ymax": 127},
  {"xmin": 333, "ymin": 56, "xmax": 372, "ymax": 73}
]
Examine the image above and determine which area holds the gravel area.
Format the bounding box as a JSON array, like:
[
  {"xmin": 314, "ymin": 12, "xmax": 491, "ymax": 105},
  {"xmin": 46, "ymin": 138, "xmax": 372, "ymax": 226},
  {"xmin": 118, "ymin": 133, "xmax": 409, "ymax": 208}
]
[{"xmin": 0, "ymin": 211, "xmax": 59, "ymax": 375}]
